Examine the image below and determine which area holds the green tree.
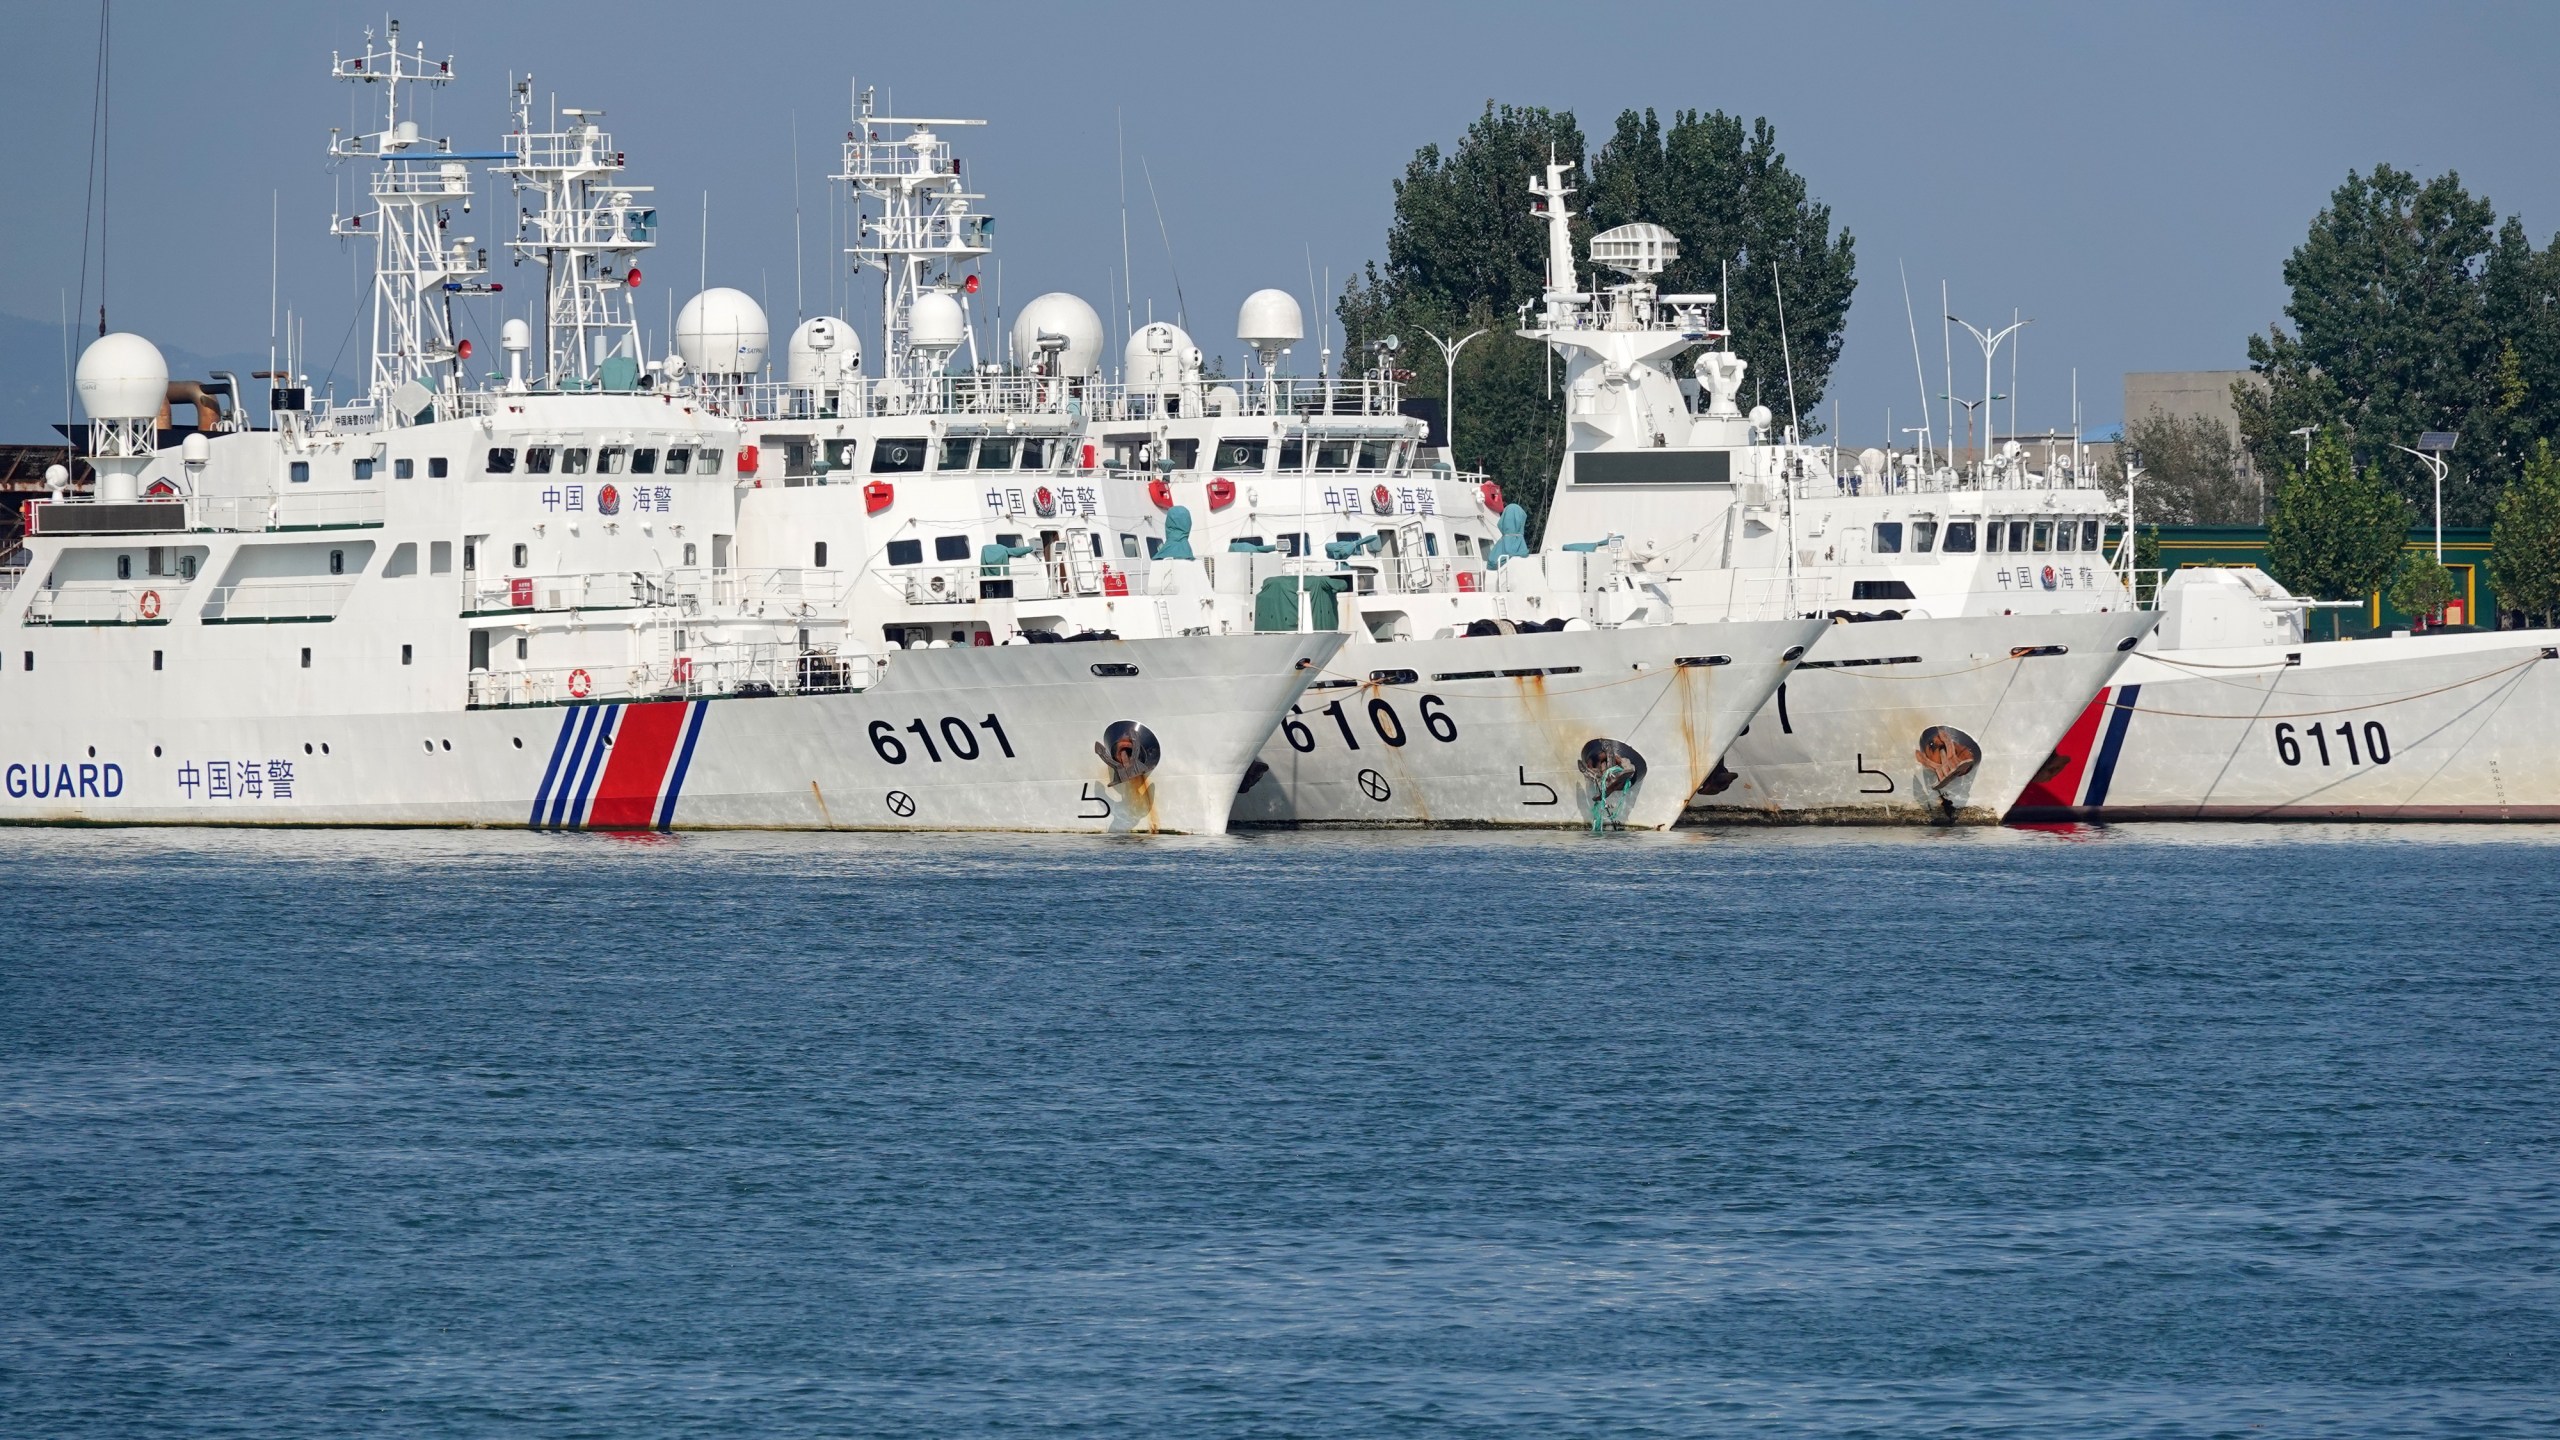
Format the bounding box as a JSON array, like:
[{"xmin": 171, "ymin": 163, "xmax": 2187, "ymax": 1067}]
[
  {"xmin": 2236, "ymin": 165, "xmax": 2513, "ymax": 523},
  {"xmin": 2490, "ymin": 439, "xmax": 2560, "ymax": 625},
  {"xmin": 2117, "ymin": 410, "xmax": 2258, "ymax": 523},
  {"xmin": 2264, "ymin": 432, "xmax": 2413, "ymax": 638},
  {"xmin": 2387, "ymin": 551, "xmax": 2458, "ymax": 625},
  {"xmin": 1585, "ymin": 108, "xmax": 1857, "ymax": 425},
  {"xmin": 1336, "ymin": 103, "xmax": 1587, "ymax": 541},
  {"xmin": 1337, "ymin": 102, "xmax": 1853, "ymax": 542}
]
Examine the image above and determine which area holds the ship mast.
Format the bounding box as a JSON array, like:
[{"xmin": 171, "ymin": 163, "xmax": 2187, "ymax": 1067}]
[
  {"xmin": 498, "ymin": 80, "xmax": 655, "ymax": 389},
  {"xmin": 836, "ymin": 86, "xmax": 990, "ymax": 394},
  {"xmin": 329, "ymin": 19, "xmax": 489, "ymax": 415}
]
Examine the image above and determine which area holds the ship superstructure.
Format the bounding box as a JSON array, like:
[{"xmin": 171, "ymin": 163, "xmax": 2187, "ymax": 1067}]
[{"xmin": 1519, "ymin": 161, "xmax": 2154, "ymax": 822}]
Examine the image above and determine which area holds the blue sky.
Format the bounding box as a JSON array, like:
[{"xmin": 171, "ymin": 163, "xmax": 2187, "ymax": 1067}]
[{"xmin": 6, "ymin": 0, "xmax": 2556, "ymax": 443}]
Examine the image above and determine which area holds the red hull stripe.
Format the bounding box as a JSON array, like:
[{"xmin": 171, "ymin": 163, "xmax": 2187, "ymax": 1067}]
[
  {"xmin": 585, "ymin": 700, "xmax": 692, "ymax": 830},
  {"xmin": 2011, "ymin": 687, "xmax": 2112, "ymax": 813}
]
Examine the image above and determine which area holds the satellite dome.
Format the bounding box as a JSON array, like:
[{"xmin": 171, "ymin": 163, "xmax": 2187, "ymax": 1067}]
[
  {"xmin": 1238, "ymin": 289, "xmax": 1304, "ymax": 353},
  {"xmin": 1125, "ymin": 321, "xmax": 1196, "ymax": 396},
  {"xmin": 500, "ymin": 318, "xmax": 533, "ymax": 352},
  {"xmin": 907, "ymin": 291, "xmax": 967, "ymax": 352},
  {"xmin": 76, "ymin": 333, "xmax": 168, "ymax": 422},
  {"xmin": 674, "ymin": 288, "xmax": 770, "ymax": 376},
  {"xmin": 1011, "ymin": 292, "xmax": 1104, "ymax": 378},
  {"xmin": 786, "ymin": 316, "xmax": 861, "ymax": 386}
]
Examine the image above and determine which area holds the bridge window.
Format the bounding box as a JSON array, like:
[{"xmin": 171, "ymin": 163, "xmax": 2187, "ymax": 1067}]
[
  {"xmin": 524, "ymin": 446, "xmax": 556, "ymax": 474},
  {"xmin": 1213, "ymin": 438, "xmax": 1266, "ymax": 471},
  {"xmin": 2055, "ymin": 521, "xmax": 2077, "ymax": 552},
  {"xmin": 1278, "ymin": 438, "xmax": 1306, "ymax": 471},
  {"xmin": 872, "ymin": 439, "xmax": 927, "ymax": 474},
  {"xmin": 940, "ymin": 438, "xmax": 975, "ymax": 471},
  {"xmin": 2008, "ymin": 521, "xmax": 2031, "ymax": 552},
  {"xmin": 1315, "ymin": 441, "xmax": 1354, "ymax": 472},
  {"xmin": 483, "ymin": 448, "xmax": 515, "ymax": 474},
  {"xmin": 2082, "ymin": 520, "xmax": 2103, "ymax": 551},
  {"xmin": 934, "ymin": 535, "xmax": 970, "ymax": 562},
  {"xmin": 977, "ymin": 439, "xmax": 1017, "ymax": 470},
  {"xmin": 598, "ymin": 446, "xmax": 627, "ymax": 475},
  {"xmin": 664, "ymin": 446, "xmax": 692, "ymax": 473},
  {"xmin": 630, "ymin": 448, "xmax": 658, "ymax": 475},
  {"xmin": 1913, "ymin": 521, "xmax": 1939, "ymax": 553},
  {"xmin": 1166, "ymin": 439, "xmax": 1199, "ymax": 470},
  {"xmin": 1358, "ymin": 441, "xmax": 1392, "ymax": 471},
  {"xmin": 1019, "ymin": 439, "xmax": 1050, "ymax": 469},
  {"xmin": 1873, "ymin": 522, "xmax": 1903, "ymax": 554},
  {"xmin": 693, "ymin": 448, "xmax": 724, "ymax": 475},
  {"xmin": 2031, "ymin": 521, "xmax": 2052, "ymax": 552}
]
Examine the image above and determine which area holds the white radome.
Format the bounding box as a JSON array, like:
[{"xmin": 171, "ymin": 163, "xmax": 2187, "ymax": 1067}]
[
  {"xmin": 786, "ymin": 316, "xmax": 860, "ymax": 386},
  {"xmin": 76, "ymin": 332, "xmax": 168, "ymax": 422},
  {"xmin": 907, "ymin": 291, "xmax": 967, "ymax": 352},
  {"xmin": 1238, "ymin": 289, "xmax": 1304, "ymax": 354},
  {"xmin": 674, "ymin": 288, "xmax": 770, "ymax": 376},
  {"xmin": 1125, "ymin": 321, "xmax": 1196, "ymax": 396},
  {"xmin": 1010, "ymin": 292, "xmax": 1103, "ymax": 377}
]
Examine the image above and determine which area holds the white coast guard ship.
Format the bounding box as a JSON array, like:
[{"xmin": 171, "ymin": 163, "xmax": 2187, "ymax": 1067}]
[
  {"xmin": 0, "ymin": 27, "xmax": 1334, "ymax": 833},
  {"xmin": 1520, "ymin": 162, "xmax": 2154, "ymax": 822},
  {"xmin": 1058, "ymin": 289, "xmax": 1823, "ymax": 829},
  {"xmin": 693, "ymin": 95, "xmax": 1817, "ymax": 830},
  {"xmin": 2010, "ymin": 566, "xmax": 2560, "ymax": 821}
]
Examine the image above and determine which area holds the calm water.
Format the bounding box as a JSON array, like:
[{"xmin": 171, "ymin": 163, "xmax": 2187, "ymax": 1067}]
[{"xmin": 4, "ymin": 824, "xmax": 2558, "ymax": 1437}]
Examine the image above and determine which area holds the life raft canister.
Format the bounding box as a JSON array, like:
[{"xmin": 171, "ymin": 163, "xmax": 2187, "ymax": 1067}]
[
  {"xmin": 863, "ymin": 480, "xmax": 894, "ymax": 514},
  {"xmin": 1147, "ymin": 478, "xmax": 1175, "ymax": 510},
  {"xmin": 1205, "ymin": 477, "xmax": 1236, "ymax": 510}
]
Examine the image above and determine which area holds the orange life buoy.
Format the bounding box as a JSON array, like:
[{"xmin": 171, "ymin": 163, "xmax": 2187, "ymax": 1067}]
[
  {"xmin": 1481, "ymin": 481, "xmax": 1504, "ymax": 512},
  {"xmin": 567, "ymin": 667, "xmax": 593, "ymax": 699},
  {"xmin": 137, "ymin": 589, "xmax": 162, "ymax": 620}
]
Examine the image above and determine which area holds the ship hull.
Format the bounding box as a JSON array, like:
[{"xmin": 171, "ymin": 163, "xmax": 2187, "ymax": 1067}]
[
  {"xmin": 1230, "ymin": 620, "xmax": 1825, "ymax": 829},
  {"xmin": 2009, "ymin": 632, "xmax": 2560, "ymax": 822},
  {"xmin": 1687, "ymin": 611, "xmax": 2158, "ymax": 824},
  {"xmin": 0, "ymin": 634, "xmax": 1339, "ymax": 834}
]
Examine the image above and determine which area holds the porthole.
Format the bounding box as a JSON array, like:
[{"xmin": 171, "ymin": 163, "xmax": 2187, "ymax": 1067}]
[
  {"xmin": 512, "ymin": 736, "xmax": 524, "ymax": 749},
  {"xmin": 441, "ymin": 739, "xmax": 452, "ymax": 752},
  {"xmin": 153, "ymin": 745, "xmax": 163, "ymax": 758},
  {"xmin": 422, "ymin": 739, "xmax": 434, "ymax": 753},
  {"xmin": 304, "ymin": 743, "xmax": 314, "ymax": 754}
]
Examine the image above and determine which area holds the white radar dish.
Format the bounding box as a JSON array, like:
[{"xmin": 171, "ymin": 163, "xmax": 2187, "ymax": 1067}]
[
  {"xmin": 1238, "ymin": 289, "xmax": 1304, "ymax": 354},
  {"xmin": 1126, "ymin": 321, "xmax": 1196, "ymax": 396},
  {"xmin": 1010, "ymin": 292, "xmax": 1104, "ymax": 378},
  {"xmin": 675, "ymin": 288, "xmax": 770, "ymax": 376},
  {"xmin": 907, "ymin": 291, "xmax": 967, "ymax": 353},
  {"xmin": 787, "ymin": 317, "xmax": 861, "ymax": 386},
  {"xmin": 75, "ymin": 333, "xmax": 169, "ymax": 422}
]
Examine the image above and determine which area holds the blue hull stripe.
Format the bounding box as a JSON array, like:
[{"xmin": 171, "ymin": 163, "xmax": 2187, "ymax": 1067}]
[
  {"xmin": 529, "ymin": 708, "xmax": 581, "ymax": 826},
  {"xmin": 2084, "ymin": 683, "xmax": 2141, "ymax": 807},
  {"xmin": 565, "ymin": 704, "xmax": 621, "ymax": 829},
  {"xmin": 656, "ymin": 701, "xmax": 710, "ymax": 831},
  {"xmin": 545, "ymin": 706, "xmax": 602, "ymax": 830}
]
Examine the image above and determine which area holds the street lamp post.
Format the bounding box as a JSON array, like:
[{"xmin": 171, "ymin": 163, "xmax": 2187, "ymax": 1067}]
[
  {"xmin": 2393, "ymin": 431, "xmax": 2458, "ymax": 562},
  {"xmin": 1424, "ymin": 327, "xmax": 1490, "ymax": 463},
  {"xmin": 1949, "ymin": 313, "xmax": 2029, "ymax": 472}
]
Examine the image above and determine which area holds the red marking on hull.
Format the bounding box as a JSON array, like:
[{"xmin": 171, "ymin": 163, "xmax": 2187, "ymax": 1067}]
[
  {"xmin": 2010, "ymin": 688, "xmax": 2110, "ymax": 813},
  {"xmin": 586, "ymin": 701, "xmax": 689, "ymax": 829}
]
